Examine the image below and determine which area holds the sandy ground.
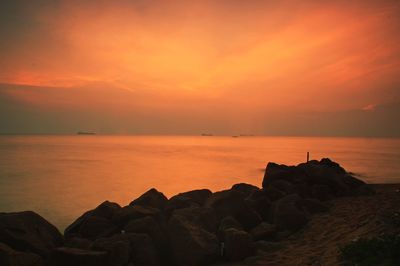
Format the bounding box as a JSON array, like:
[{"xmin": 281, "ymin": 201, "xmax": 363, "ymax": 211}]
[{"xmin": 239, "ymin": 184, "xmax": 400, "ymax": 266}]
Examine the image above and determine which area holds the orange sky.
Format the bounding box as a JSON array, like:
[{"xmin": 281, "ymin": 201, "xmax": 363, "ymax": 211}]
[{"xmin": 0, "ymin": 0, "xmax": 400, "ymax": 135}]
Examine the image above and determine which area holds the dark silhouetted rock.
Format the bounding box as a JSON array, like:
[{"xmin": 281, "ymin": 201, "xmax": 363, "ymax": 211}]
[
  {"xmin": 47, "ymin": 247, "xmax": 107, "ymax": 266},
  {"xmin": 299, "ymin": 198, "xmax": 329, "ymax": 214},
  {"xmin": 172, "ymin": 189, "xmax": 212, "ymax": 205},
  {"xmin": 250, "ymin": 223, "xmax": 276, "ymax": 241},
  {"xmin": 245, "ymin": 193, "xmax": 272, "ymax": 222},
  {"xmin": 165, "ymin": 189, "xmax": 213, "ymax": 215},
  {"xmin": 263, "ymin": 186, "xmax": 286, "ymax": 201},
  {"xmin": 64, "ymin": 201, "xmax": 120, "ymax": 239},
  {"xmin": 273, "ymin": 194, "xmax": 308, "ymax": 232},
  {"xmin": 222, "ymin": 228, "xmax": 255, "ymax": 261},
  {"xmin": 130, "ymin": 188, "xmax": 168, "ymax": 210},
  {"xmin": 0, "ymin": 242, "xmax": 43, "ymax": 266},
  {"xmin": 91, "ymin": 236, "xmax": 131, "ymax": 266},
  {"xmin": 262, "ymin": 163, "xmax": 307, "ymax": 188},
  {"xmin": 205, "ymin": 190, "xmax": 261, "ymax": 230},
  {"xmin": 165, "ymin": 196, "xmax": 198, "ymax": 215},
  {"xmin": 111, "ymin": 205, "xmax": 160, "ymax": 227},
  {"xmin": 64, "ymin": 237, "xmax": 92, "ymax": 250},
  {"xmin": 124, "ymin": 216, "xmax": 164, "ymax": 242},
  {"xmin": 172, "ymin": 207, "xmax": 218, "ymax": 233},
  {"xmin": 231, "ymin": 183, "xmax": 259, "ymax": 198},
  {"xmin": 93, "ymin": 233, "xmax": 160, "ymax": 266},
  {"xmin": 263, "ymin": 159, "xmax": 368, "ymax": 200},
  {"xmin": 168, "ymin": 214, "xmax": 219, "ymax": 266},
  {"xmin": 311, "ymin": 185, "xmax": 334, "ymax": 201},
  {"xmin": 219, "ymin": 216, "xmax": 243, "ymax": 231},
  {"xmin": 269, "ymin": 180, "xmax": 295, "ymax": 194},
  {"xmin": 75, "ymin": 216, "xmax": 116, "ymax": 240},
  {"xmin": 0, "ymin": 211, "xmax": 63, "ymax": 257}
]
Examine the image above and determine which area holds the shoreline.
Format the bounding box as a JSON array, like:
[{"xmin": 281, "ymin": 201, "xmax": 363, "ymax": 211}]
[{"xmin": 1, "ymin": 159, "xmax": 399, "ymax": 265}]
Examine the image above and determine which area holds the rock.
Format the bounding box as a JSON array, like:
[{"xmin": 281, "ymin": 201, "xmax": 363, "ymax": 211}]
[
  {"xmin": 171, "ymin": 189, "xmax": 212, "ymax": 206},
  {"xmin": 111, "ymin": 205, "xmax": 160, "ymax": 227},
  {"xmin": 222, "ymin": 228, "xmax": 255, "ymax": 261},
  {"xmin": 0, "ymin": 242, "xmax": 43, "ymax": 266},
  {"xmin": 263, "ymin": 159, "xmax": 367, "ymax": 199},
  {"xmin": 269, "ymin": 180, "xmax": 295, "ymax": 194},
  {"xmin": 205, "ymin": 190, "xmax": 261, "ymax": 230},
  {"xmin": 245, "ymin": 192, "xmax": 272, "ymax": 222},
  {"xmin": 94, "ymin": 233, "xmax": 160, "ymax": 266},
  {"xmin": 311, "ymin": 185, "xmax": 334, "ymax": 201},
  {"xmin": 64, "ymin": 201, "xmax": 120, "ymax": 239},
  {"xmin": 0, "ymin": 211, "xmax": 63, "ymax": 257},
  {"xmin": 299, "ymin": 198, "xmax": 329, "ymax": 214},
  {"xmin": 298, "ymin": 159, "xmax": 366, "ymax": 196},
  {"xmin": 47, "ymin": 247, "xmax": 108, "ymax": 266},
  {"xmin": 168, "ymin": 214, "xmax": 219, "ymax": 265},
  {"xmin": 273, "ymin": 194, "xmax": 308, "ymax": 232},
  {"xmin": 124, "ymin": 216, "xmax": 165, "ymax": 243},
  {"xmin": 219, "ymin": 216, "xmax": 243, "ymax": 231},
  {"xmin": 231, "ymin": 183, "xmax": 259, "ymax": 198},
  {"xmin": 64, "ymin": 237, "xmax": 92, "ymax": 250},
  {"xmin": 165, "ymin": 196, "xmax": 198, "ymax": 215},
  {"xmin": 172, "ymin": 207, "xmax": 218, "ymax": 233},
  {"xmin": 263, "ymin": 186, "xmax": 286, "ymax": 201},
  {"xmin": 262, "ymin": 163, "xmax": 308, "ymax": 188},
  {"xmin": 250, "ymin": 223, "xmax": 276, "ymax": 241},
  {"xmin": 129, "ymin": 188, "xmax": 168, "ymax": 210},
  {"xmin": 91, "ymin": 236, "xmax": 131, "ymax": 266},
  {"xmin": 122, "ymin": 233, "xmax": 161, "ymax": 266}
]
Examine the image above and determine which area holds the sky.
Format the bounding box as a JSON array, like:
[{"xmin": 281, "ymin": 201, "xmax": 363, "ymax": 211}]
[{"xmin": 0, "ymin": 0, "xmax": 399, "ymax": 136}]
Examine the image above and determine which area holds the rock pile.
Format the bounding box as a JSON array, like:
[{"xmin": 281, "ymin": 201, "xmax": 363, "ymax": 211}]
[{"xmin": 0, "ymin": 158, "xmax": 373, "ymax": 265}]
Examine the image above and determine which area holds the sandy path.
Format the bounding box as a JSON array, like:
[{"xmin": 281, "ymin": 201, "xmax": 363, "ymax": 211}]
[{"xmin": 240, "ymin": 184, "xmax": 400, "ymax": 266}]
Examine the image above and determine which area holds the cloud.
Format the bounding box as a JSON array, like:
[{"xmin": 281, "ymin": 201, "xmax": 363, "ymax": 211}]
[{"xmin": 362, "ymin": 103, "xmax": 378, "ymax": 111}]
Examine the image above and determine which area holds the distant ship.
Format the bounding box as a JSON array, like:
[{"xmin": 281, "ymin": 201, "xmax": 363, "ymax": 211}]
[
  {"xmin": 201, "ymin": 133, "xmax": 213, "ymax": 136},
  {"xmin": 77, "ymin": 131, "xmax": 96, "ymax": 135}
]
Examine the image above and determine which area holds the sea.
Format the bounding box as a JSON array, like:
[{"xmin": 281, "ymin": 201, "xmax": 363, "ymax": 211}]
[{"xmin": 0, "ymin": 135, "xmax": 399, "ymax": 231}]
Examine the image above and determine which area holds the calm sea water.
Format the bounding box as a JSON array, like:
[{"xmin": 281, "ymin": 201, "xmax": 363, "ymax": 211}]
[{"xmin": 0, "ymin": 135, "xmax": 399, "ymax": 230}]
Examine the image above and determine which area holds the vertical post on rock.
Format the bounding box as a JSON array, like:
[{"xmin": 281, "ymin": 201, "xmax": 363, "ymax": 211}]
[{"xmin": 307, "ymin": 152, "xmax": 310, "ymax": 163}]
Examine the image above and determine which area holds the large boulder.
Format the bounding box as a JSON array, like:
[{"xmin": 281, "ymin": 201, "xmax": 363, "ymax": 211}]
[
  {"xmin": 111, "ymin": 205, "xmax": 160, "ymax": 227},
  {"xmin": 262, "ymin": 158, "xmax": 368, "ymax": 199},
  {"xmin": 64, "ymin": 201, "xmax": 120, "ymax": 240},
  {"xmin": 46, "ymin": 247, "xmax": 108, "ymax": 266},
  {"xmin": 205, "ymin": 190, "xmax": 261, "ymax": 230},
  {"xmin": 273, "ymin": 194, "xmax": 308, "ymax": 232},
  {"xmin": 124, "ymin": 216, "xmax": 166, "ymax": 244},
  {"xmin": 91, "ymin": 235, "xmax": 131, "ymax": 266},
  {"xmin": 92, "ymin": 233, "xmax": 160, "ymax": 266},
  {"xmin": 165, "ymin": 189, "xmax": 212, "ymax": 215},
  {"xmin": 172, "ymin": 207, "xmax": 218, "ymax": 233},
  {"xmin": 0, "ymin": 211, "xmax": 63, "ymax": 257},
  {"xmin": 245, "ymin": 191, "xmax": 272, "ymax": 222},
  {"xmin": 0, "ymin": 242, "xmax": 42, "ymax": 266},
  {"xmin": 249, "ymin": 222, "xmax": 276, "ymax": 241},
  {"xmin": 231, "ymin": 183, "xmax": 259, "ymax": 198},
  {"xmin": 262, "ymin": 162, "xmax": 308, "ymax": 188},
  {"xmin": 124, "ymin": 216, "xmax": 169, "ymax": 261},
  {"xmin": 168, "ymin": 214, "xmax": 219, "ymax": 265},
  {"xmin": 129, "ymin": 188, "xmax": 168, "ymax": 210},
  {"xmin": 222, "ymin": 228, "xmax": 255, "ymax": 261},
  {"xmin": 171, "ymin": 189, "xmax": 212, "ymax": 206}
]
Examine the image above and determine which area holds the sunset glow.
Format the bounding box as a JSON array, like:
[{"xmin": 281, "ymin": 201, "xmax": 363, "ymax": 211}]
[{"xmin": 1, "ymin": 0, "xmax": 399, "ymax": 135}]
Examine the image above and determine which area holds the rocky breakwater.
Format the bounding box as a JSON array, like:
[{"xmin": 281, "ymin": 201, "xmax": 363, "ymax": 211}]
[{"xmin": 0, "ymin": 158, "xmax": 374, "ymax": 266}]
